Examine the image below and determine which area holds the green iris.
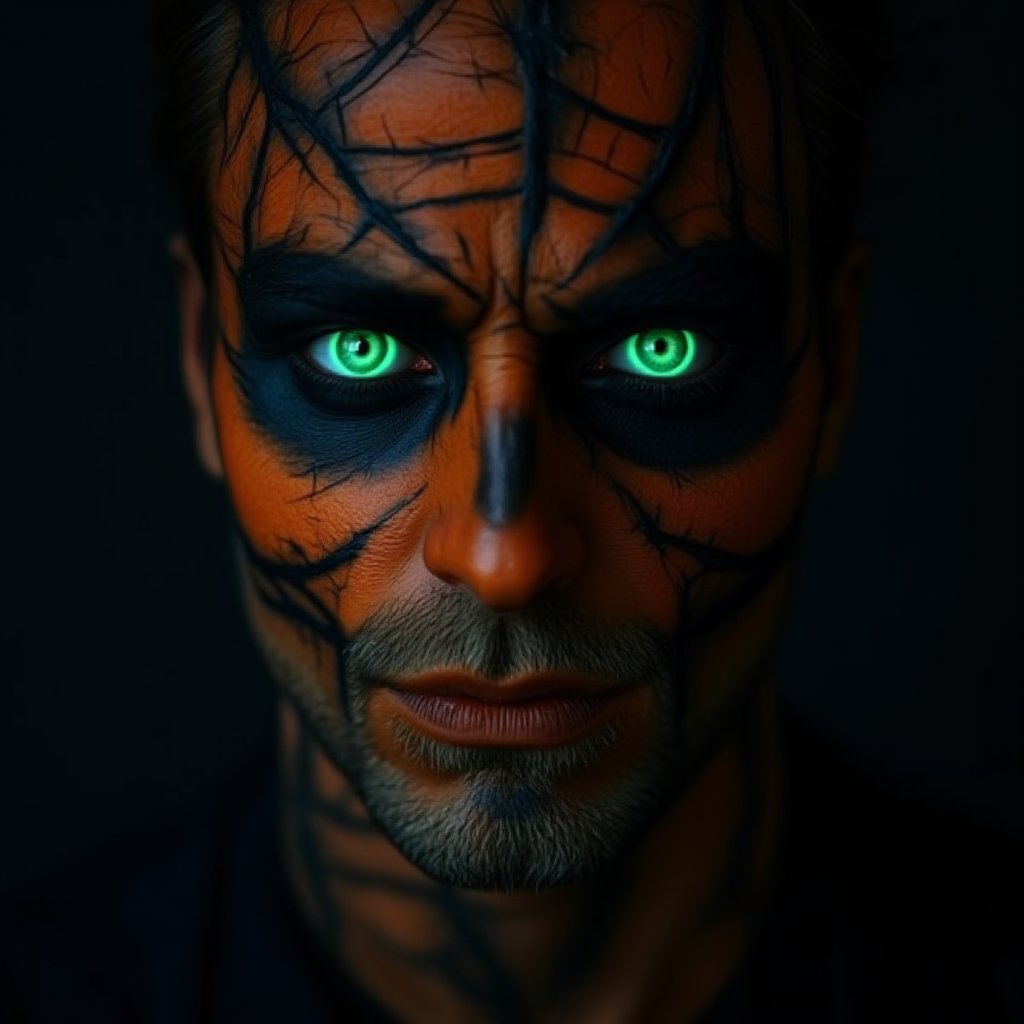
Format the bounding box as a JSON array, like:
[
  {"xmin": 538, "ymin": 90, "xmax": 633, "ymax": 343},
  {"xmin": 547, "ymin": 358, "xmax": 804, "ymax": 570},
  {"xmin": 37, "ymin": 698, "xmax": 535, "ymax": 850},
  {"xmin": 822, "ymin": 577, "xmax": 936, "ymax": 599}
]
[
  {"xmin": 316, "ymin": 329, "xmax": 400, "ymax": 378},
  {"xmin": 621, "ymin": 328, "xmax": 698, "ymax": 377}
]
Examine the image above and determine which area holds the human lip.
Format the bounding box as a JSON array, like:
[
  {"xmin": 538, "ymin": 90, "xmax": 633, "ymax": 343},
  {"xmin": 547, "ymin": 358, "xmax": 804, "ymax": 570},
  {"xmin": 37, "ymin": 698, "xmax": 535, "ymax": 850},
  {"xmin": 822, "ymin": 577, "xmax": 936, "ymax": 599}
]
[{"xmin": 377, "ymin": 671, "xmax": 637, "ymax": 748}]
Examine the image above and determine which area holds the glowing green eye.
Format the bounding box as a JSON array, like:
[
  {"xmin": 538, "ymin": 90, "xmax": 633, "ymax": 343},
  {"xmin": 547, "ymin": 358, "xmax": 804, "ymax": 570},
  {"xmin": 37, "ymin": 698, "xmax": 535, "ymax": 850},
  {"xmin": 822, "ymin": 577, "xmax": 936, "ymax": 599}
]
[
  {"xmin": 307, "ymin": 329, "xmax": 406, "ymax": 378},
  {"xmin": 609, "ymin": 328, "xmax": 705, "ymax": 378}
]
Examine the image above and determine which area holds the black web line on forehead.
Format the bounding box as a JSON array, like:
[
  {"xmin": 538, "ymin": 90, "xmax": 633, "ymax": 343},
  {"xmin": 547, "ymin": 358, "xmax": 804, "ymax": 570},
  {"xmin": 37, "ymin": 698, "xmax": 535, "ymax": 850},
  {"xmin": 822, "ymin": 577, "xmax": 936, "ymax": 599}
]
[
  {"xmin": 555, "ymin": 2, "xmax": 727, "ymax": 287},
  {"xmin": 311, "ymin": 0, "xmax": 447, "ymax": 116},
  {"xmin": 505, "ymin": 0, "xmax": 557, "ymax": 294},
  {"xmin": 217, "ymin": 1, "xmax": 792, "ymax": 305},
  {"xmin": 232, "ymin": 0, "xmax": 486, "ymax": 301},
  {"xmin": 636, "ymin": 8, "xmax": 745, "ymax": 259}
]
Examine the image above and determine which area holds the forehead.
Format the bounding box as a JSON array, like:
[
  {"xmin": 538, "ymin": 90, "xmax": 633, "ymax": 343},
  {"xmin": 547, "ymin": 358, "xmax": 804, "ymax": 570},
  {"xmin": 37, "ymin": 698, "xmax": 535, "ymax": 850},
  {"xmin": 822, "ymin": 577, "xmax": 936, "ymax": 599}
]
[{"xmin": 214, "ymin": 0, "xmax": 801, "ymax": 322}]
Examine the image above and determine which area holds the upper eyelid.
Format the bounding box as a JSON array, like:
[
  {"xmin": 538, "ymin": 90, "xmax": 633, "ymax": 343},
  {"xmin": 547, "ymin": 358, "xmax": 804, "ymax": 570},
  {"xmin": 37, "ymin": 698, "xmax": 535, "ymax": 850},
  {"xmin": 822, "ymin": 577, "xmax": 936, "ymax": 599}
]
[{"xmin": 574, "ymin": 324, "xmax": 720, "ymax": 370}]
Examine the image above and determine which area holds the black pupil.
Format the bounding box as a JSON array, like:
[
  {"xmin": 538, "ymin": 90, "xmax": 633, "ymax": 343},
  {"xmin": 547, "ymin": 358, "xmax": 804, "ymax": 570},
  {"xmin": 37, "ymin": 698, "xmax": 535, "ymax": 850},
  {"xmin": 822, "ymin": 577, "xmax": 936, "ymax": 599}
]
[
  {"xmin": 653, "ymin": 337, "xmax": 668, "ymax": 354},
  {"xmin": 355, "ymin": 337, "xmax": 370, "ymax": 356}
]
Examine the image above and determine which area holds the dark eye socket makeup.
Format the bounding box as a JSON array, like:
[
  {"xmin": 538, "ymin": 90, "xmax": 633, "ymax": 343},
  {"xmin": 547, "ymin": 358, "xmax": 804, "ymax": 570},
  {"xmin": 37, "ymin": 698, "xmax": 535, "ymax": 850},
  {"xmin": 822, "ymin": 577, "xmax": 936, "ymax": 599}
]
[{"xmin": 230, "ymin": 237, "xmax": 793, "ymax": 472}]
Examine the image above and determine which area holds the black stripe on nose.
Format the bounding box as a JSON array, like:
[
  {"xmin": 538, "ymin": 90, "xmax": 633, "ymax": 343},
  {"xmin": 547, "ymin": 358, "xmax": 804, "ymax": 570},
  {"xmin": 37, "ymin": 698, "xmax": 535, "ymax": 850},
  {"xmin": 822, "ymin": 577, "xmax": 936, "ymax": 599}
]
[{"xmin": 474, "ymin": 413, "xmax": 536, "ymax": 527}]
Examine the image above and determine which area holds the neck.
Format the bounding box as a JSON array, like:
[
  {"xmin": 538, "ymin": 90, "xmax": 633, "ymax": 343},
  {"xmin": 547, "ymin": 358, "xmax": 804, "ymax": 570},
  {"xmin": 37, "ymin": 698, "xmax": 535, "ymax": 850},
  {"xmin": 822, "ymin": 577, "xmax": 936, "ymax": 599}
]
[{"xmin": 276, "ymin": 688, "xmax": 784, "ymax": 1024}]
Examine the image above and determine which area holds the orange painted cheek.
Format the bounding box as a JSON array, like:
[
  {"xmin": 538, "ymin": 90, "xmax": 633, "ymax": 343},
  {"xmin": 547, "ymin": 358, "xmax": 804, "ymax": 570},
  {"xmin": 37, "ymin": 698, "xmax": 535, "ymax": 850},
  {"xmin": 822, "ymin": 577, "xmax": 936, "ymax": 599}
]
[
  {"xmin": 554, "ymin": 464, "xmax": 684, "ymax": 632},
  {"xmin": 590, "ymin": 538, "xmax": 682, "ymax": 635},
  {"xmin": 338, "ymin": 502, "xmax": 432, "ymax": 634},
  {"xmin": 211, "ymin": 342, "xmax": 432, "ymax": 638},
  {"xmin": 212, "ymin": 348, "xmax": 320, "ymax": 541},
  {"xmin": 685, "ymin": 347, "xmax": 822, "ymax": 552},
  {"xmin": 602, "ymin": 344, "xmax": 823, "ymax": 580}
]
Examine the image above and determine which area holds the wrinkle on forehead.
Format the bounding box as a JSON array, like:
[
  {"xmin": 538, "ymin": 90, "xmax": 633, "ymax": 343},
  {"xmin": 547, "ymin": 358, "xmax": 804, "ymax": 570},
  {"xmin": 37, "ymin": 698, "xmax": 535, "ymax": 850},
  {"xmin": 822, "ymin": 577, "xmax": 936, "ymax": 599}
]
[{"xmin": 212, "ymin": 0, "xmax": 805, "ymax": 325}]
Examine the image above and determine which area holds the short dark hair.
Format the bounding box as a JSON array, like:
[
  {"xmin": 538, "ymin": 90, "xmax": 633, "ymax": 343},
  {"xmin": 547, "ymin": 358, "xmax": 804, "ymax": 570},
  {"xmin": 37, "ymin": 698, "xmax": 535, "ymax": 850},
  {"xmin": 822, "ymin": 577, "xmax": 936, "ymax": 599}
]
[
  {"xmin": 152, "ymin": 0, "xmax": 235, "ymax": 283},
  {"xmin": 151, "ymin": 0, "xmax": 886, "ymax": 288}
]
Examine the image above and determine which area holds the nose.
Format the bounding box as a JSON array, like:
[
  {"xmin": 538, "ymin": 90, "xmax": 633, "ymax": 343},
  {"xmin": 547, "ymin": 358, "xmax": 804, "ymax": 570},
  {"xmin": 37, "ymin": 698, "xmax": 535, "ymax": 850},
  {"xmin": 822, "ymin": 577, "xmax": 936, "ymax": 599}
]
[
  {"xmin": 423, "ymin": 496, "xmax": 585, "ymax": 610},
  {"xmin": 422, "ymin": 347, "xmax": 586, "ymax": 611}
]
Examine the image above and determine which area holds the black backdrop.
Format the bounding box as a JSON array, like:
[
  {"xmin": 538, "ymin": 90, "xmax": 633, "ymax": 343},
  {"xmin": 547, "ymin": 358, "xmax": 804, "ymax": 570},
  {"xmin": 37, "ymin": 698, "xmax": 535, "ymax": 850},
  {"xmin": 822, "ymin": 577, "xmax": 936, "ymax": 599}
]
[{"xmin": 4, "ymin": 0, "xmax": 1021, "ymax": 889}]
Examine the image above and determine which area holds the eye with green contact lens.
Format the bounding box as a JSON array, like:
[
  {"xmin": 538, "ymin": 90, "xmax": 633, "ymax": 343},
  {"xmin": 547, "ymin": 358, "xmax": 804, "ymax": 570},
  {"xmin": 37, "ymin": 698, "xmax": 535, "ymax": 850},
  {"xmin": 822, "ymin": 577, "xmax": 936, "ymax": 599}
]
[
  {"xmin": 305, "ymin": 328, "xmax": 422, "ymax": 378},
  {"xmin": 603, "ymin": 328, "xmax": 716, "ymax": 378}
]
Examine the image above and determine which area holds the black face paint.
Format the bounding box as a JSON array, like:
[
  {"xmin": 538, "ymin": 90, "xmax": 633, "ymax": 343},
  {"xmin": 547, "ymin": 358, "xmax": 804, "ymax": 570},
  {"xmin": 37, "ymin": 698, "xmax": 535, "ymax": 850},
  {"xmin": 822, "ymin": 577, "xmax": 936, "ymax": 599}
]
[
  {"xmin": 545, "ymin": 239, "xmax": 795, "ymax": 470},
  {"xmin": 508, "ymin": 0, "xmax": 560, "ymax": 291},
  {"xmin": 557, "ymin": 2, "xmax": 726, "ymax": 285},
  {"xmin": 608, "ymin": 477, "xmax": 804, "ymax": 633},
  {"xmin": 219, "ymin": 0, "xmax": 801, "ymax": 478},
  {"xmin": 222, "ymin": 0, "xmax": 738, "ymax": 298},
  {"xmin": 238, "ymin": 488, "xmax": 426, "ymax": 722},
  {"xmin": 236, "ymin": 0, "xmax": 482, "ymax": 302},
  {"xmin": 211, "ymin": 1, "xmax": 812, "ymax": 917},
  {"xmin": 474, "ymin": 413, "xmax": 537, "ymax": 526},
  {"xmin": 231, "ymin": 243, "xmax": 467, "ymax": 477}
]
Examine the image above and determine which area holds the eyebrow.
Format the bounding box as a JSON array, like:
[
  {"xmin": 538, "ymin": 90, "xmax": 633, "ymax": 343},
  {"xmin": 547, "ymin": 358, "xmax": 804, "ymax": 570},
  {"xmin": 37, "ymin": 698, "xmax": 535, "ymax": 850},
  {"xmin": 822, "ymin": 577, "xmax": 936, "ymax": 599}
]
[
  {"xmin": 238, "ymin": 242, "xmax": 449, "ymax": 339},
  {"xmin": 237, "ymin": 237, "xmax": 787, "ymax": 344},
  {"xmin": 544, "ymin": 239, "xmax": 789, "ymax": 334}
]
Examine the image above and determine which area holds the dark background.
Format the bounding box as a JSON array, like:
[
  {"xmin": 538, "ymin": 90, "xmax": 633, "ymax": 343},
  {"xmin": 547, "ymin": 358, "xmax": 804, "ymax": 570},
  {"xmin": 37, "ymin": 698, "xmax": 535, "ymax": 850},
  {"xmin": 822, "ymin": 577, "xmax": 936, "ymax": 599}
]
[{"xmin": 4, "ymin": 0, "xmax": 1021, "ymax": 889}]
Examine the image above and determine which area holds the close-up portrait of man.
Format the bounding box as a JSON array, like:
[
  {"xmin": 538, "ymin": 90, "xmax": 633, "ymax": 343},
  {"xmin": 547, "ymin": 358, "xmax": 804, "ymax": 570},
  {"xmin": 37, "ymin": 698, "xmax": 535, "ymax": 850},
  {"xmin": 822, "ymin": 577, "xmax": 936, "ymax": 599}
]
[{"xmin": 2, "ymin": 0, "xmax": 1021, "ymax": 1021}]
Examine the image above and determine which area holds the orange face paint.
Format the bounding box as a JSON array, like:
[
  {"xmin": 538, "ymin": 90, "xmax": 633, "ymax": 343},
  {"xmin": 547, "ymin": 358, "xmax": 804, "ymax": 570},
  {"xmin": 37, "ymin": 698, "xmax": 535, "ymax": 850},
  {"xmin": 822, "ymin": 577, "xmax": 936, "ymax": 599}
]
[{"xmin": 205, "ymin": 0, "xmax": 827, "ymax": 889}]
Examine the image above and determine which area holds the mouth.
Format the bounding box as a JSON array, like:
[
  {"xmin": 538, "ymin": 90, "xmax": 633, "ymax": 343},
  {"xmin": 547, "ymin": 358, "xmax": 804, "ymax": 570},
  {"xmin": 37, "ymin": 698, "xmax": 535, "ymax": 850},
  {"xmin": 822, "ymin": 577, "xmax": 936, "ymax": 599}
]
[{"xmin": 376, "ymin": 671, "xmax": 640, "ymax": 748}]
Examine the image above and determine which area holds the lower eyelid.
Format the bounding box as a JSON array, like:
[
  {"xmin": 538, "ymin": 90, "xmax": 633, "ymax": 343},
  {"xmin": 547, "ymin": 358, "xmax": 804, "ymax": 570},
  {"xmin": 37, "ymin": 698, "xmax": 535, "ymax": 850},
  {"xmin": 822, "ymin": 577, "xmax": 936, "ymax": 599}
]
[
  {"xmin": 578, "ymin": 343, "xmax": 738, "ymax": 402},
  {"xmin": 301, "ymin": 347, "xmax": 437, "ymax": 378},
  {"xmin": 288, "ymin": 352, "xmax": 444, "ymax": 410}
]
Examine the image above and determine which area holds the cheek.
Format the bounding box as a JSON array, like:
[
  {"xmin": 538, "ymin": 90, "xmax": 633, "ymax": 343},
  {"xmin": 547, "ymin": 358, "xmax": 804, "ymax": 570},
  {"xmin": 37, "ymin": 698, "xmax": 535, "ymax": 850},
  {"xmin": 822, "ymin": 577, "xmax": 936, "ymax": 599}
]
[
  {"xmin": 600, "ymin": 342, "xmax": 823, "ymax": 622},
  {"xmin": 211, "ymin": 343, "xmax": 430, "ymax": 637},
  {"xmin": 213, "ymin": 345, "xmax": 323, "ymax": 541},
  {"xmin": 211, "ymin": 321, "xmax": 823, "ymax": 675},
  {"xmin": 675, "ymin": 343, "xmax": 821, "ymax": 552}
]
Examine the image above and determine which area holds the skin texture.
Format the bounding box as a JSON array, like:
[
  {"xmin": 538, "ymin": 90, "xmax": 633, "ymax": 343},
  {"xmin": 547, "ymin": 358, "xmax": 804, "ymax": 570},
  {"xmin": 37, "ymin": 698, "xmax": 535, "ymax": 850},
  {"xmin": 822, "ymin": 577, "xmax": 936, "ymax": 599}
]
[{"xmin": 176, "ymin": 0, "xmax": 863, "ymax": 1018}]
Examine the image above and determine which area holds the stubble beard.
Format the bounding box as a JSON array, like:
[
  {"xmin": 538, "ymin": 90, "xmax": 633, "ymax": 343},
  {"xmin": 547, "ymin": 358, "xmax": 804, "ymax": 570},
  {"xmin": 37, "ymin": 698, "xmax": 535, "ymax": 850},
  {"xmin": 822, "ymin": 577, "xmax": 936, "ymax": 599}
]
[
  {"xmin": 344, "ymin": 695, "xmax": 683, "ymax": 892},
  {"xmin": 245, "ymin": 569, "xmax": 748, "ymax": 891}
]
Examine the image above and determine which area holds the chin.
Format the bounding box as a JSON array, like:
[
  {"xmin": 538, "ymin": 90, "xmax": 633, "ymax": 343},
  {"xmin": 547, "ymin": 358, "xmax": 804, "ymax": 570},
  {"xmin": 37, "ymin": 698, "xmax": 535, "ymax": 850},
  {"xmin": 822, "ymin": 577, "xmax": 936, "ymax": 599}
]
[
  {"xmin": 350, "ymin": 733, "xmax": 682, "ymax": 891},
  {"xmin": 341, "ymin": 683, "xmax": 744, "ymax": 892}
]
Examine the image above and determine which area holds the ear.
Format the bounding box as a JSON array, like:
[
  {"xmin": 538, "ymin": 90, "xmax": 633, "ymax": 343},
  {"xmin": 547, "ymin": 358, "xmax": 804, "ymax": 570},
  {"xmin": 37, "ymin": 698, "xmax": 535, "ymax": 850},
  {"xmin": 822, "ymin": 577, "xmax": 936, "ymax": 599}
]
[
  {"xmin": 169, "ymin": 234, "xmax": 224, "ymax": 479},
  {"xmin": 813, "ymin": 243, "xmax": 871, "ymax": 478}
]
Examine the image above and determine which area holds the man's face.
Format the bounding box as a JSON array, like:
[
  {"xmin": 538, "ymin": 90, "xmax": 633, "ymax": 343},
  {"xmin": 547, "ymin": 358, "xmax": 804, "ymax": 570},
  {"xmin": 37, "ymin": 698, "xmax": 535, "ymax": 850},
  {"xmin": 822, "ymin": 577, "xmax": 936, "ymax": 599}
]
[{"xmin": 198, "ymin": 0, "xmax": 831, "ymax": 888}]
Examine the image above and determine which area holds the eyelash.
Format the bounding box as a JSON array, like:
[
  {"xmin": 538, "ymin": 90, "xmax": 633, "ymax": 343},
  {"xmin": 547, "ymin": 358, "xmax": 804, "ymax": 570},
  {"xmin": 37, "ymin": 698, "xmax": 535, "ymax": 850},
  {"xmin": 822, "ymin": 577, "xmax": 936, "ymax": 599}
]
[
  {"xmin": 583, "ymin": 345, "xmax": 736, "ymax": 412},
  {"xmin": 289, "ymin": 349, "xmax": 437, "ymax": 413}
]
